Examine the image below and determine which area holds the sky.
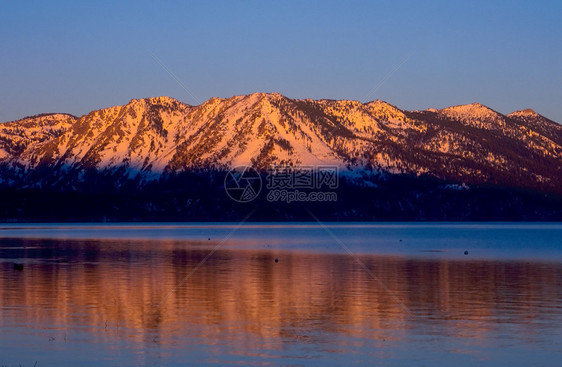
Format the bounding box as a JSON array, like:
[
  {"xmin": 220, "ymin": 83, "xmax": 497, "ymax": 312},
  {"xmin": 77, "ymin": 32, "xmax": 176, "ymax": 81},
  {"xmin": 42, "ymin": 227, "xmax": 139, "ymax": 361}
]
[{"xmin": 1, "ymin": 0, "xmax": 561, "ymax": 122}]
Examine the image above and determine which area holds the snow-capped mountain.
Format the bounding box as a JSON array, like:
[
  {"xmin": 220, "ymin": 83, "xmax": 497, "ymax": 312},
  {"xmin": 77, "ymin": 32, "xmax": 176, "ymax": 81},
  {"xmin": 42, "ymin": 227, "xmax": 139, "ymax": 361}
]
[{"xmin": 1, "ymin": 93, "xmax": 561, "ymax": 193}]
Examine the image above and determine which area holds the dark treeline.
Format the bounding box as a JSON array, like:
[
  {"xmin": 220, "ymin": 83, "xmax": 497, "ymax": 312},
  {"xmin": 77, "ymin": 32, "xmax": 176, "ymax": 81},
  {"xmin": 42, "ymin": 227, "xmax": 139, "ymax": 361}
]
[{"xmin": 0, "ymin": 171, "xmax": 560, "ymax": 222}]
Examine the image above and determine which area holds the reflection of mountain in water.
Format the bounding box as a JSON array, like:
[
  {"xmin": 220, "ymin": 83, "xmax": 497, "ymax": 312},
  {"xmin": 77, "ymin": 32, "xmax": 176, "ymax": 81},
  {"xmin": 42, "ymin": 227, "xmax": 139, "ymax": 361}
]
[{"xmin": 1, "ymin": 237, "xmax": 561, "ymax": 351}]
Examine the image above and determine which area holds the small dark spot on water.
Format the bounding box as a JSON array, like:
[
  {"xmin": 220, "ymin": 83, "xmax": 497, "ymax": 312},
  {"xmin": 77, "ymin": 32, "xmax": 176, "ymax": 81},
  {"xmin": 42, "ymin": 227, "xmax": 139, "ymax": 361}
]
[
  {"xmin": 13, "ymin": 263, "xmax": 23, "ymax": 271},
  {"xmin": 399, "ymin": 239, "xmax": 402, "ymax": 242},
  {"xmin": 274, "ymin": 258, "xmax": 279, "ymax": 263},
  {"xmin": 208, "ymin": 238, "xmax": 211, "ymax": 241},
  {"xmin": 464, "ymin": 250, "xmax": 469, "ymax": 255}
]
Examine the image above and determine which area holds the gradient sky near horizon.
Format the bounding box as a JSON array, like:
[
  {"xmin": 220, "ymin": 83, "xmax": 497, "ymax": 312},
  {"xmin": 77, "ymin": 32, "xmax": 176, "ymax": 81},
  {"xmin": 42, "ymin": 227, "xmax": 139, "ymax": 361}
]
[{"xmin": 1, "ymin": 0, "xmax": 561, "ymax": 122}]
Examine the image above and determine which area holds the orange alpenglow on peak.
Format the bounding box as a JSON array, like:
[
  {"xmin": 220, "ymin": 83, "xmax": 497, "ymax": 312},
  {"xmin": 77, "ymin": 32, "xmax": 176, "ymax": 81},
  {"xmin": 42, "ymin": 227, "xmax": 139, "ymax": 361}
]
[
  {"xmin": 507, "ymin": 108, "xmax": 540, "ymax": 117},
  {"xmin": 0, "ymin": 93, "xmax": 560, "ymax": 196}
]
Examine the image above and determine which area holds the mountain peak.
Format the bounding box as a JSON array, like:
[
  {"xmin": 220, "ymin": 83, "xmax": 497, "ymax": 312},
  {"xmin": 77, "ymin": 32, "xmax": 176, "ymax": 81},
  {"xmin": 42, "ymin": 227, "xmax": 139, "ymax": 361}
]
[
  {"xmin": 441, "ymin": 102, "xmax": 495, "ymax": 112},
  {"xmin": 233, "ymin": 92, "xmax": 285, "ymax": 99},
  {"xmin": 146, "ymin": 96, "xmax": 184, "ymax": 104},
  {"xmin": 440, "ymin": 102, "xmax": 503, "ymax": 120},
  {"xmin": 127, "ymin": 96, "xmax": 186, "ymax": 107},
  {"xmin": 5, "ymin": 112, "xmax": 77, "ymax": 125},
  {"xmin": 365, "ymin": 99, "xmax": 404, "ymax": 116},
  {"xmin": 508, "ymin": 109, "xmax": 540, "ymax": 118},
  {"xmin": 366, "ymin": 99, "xmax": 394, "ymax": 107}
]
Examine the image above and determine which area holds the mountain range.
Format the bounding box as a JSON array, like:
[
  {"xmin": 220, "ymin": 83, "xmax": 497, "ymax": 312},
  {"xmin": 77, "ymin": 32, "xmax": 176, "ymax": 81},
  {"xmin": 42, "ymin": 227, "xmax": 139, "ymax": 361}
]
[{"xmin": 1, "ymin": 93, "xmax": 561, "ymax": 221}]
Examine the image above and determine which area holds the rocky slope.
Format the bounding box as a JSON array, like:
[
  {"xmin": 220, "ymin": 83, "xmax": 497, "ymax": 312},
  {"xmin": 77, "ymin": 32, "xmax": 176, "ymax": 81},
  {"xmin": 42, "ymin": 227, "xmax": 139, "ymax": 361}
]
[{"xmin": 1, "ymin": 93, "xmax": 561, "ymax": 193}]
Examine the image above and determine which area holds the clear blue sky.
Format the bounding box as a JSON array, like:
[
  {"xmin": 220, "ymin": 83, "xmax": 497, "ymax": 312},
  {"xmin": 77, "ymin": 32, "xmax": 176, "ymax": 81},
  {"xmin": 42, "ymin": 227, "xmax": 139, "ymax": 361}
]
[{"xmin": 1, "ymin": 0, "xmax": 561, "ymax": 122}]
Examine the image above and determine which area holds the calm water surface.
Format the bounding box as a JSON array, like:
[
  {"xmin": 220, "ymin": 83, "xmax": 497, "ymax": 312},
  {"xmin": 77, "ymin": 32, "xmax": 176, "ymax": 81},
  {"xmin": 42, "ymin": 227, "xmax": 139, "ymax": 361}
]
[{"xmin": 0, "ymin": 223, "xmax": 561, "ymax": 366}]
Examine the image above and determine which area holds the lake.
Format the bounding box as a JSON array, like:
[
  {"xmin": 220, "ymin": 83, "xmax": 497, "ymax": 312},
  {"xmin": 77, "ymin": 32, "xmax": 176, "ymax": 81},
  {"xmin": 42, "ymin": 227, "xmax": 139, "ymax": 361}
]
[{"xmin": 1, "ymin": 223, "xmax": 561, "ymax": 366}]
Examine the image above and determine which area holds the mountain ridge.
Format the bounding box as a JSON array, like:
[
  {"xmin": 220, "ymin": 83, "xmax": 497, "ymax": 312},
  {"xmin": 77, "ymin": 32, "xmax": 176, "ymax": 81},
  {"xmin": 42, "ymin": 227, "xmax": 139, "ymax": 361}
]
[
  {"xmin": 6, "ymin": 94, "xmax": 553, "ymax": 124},
  {"xmin": 1, "ymin": 93, "xmax": 561, "ymax": 196}
]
